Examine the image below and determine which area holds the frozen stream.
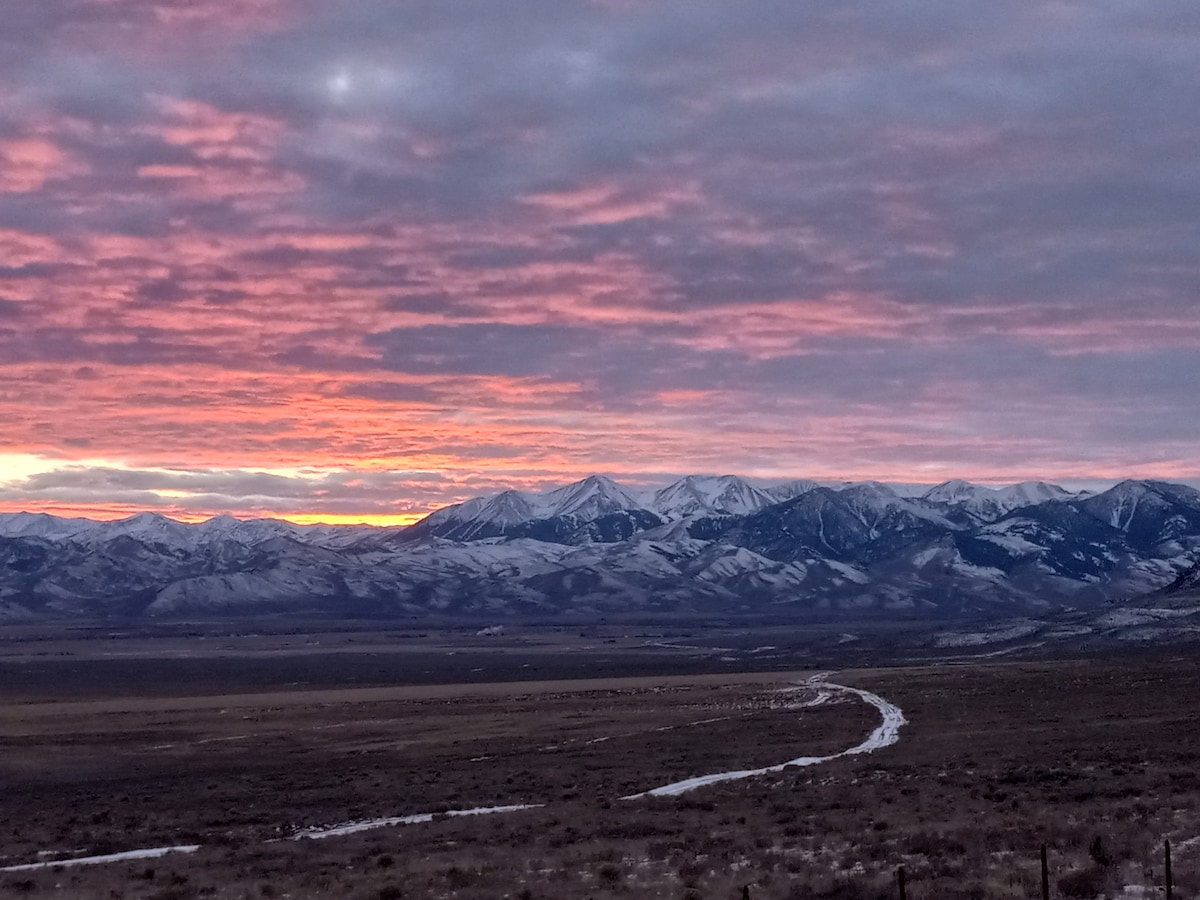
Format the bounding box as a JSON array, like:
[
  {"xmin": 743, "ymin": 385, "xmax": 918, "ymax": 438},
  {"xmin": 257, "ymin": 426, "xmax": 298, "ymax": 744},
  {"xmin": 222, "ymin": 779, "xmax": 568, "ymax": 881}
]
[
  {"xmin": 3, "ymin": 674, "xmax": 906, "ymax": 865},
  {"xmin": 0, "ymin": 845, "xmax": 200, "ymax": 873},
  {"xmin": 622, "ymin": 673, "xmax": 907, "ymax": 798}
]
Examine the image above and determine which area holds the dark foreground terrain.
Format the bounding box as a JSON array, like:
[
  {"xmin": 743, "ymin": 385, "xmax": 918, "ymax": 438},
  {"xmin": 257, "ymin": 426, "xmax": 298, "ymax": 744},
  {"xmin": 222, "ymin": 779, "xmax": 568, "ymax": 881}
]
[{"xmin": 0, "ymin": 625, "xmax": 1197, "ymax": 899}]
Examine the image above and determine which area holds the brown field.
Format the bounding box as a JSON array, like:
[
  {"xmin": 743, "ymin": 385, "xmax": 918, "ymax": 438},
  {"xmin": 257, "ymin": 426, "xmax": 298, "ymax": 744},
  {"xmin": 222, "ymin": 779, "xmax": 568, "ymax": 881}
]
[{"xmin": 0, "ymin": 627, "xmax": 1198, "ymax": 899}]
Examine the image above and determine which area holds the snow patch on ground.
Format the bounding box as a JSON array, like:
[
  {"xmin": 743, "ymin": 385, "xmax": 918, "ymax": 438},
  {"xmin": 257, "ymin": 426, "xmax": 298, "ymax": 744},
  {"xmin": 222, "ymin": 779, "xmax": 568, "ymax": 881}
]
[
  {"xmin": 1044, "ymin": 624, "xmax": 1094, "ymax": 638},
  {"xmin": 933, "ymin": 621, "xmax": 1041, "ymax": 647},
  {"xmin": 909, "ymin": 548, "xmax": 942, "ymax": 568},
  {"xmin": 951, "ymin": 561, "xmax": 1007, "ymax": 580},
  {"xmin": 976, "ymin": 532, "xmax": 1045, "ymax": 554},
  {"xmin": 292, "ymin": 804, "xmax": 543, "ymax": 840},
  {"xmin": 824, "ymin": 560, "xmax": 870, "ymax": 584},
  {"xmin": 1096, "ymin": 607, "xmax": 1198, "ymax": 628},
  {"xmin": 641, "ymin": 641, "xmax": 734, "ymax": 652},
  {"xmin": 1116, "ymin": 626, "xmax": 1200, "ymax": 642},
  {"xmin": 1, "ymin": 845, "xmax": 200, "ymax": 872}
]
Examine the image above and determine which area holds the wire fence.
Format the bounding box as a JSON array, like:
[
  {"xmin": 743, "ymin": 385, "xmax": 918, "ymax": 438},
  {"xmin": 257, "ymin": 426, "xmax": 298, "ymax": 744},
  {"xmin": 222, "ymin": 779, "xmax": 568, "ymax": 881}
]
[{"xmin": 737, "ymin": 839, "xmax": 1180, "ymax": 900}]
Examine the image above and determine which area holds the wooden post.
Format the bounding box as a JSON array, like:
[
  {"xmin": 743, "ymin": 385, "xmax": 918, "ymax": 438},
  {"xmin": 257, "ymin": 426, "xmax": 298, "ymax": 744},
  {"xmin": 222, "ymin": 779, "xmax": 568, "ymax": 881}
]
[
  {"xmin": 1041, "ymin": 844, "xmax": 1050, "ymax": 900},
  {"xmin": 1165, "ymin": 839, "xmax": 1173, "ymax": 900},
  {"xmin": 897, "ymin": 865, "xmax": 907, "ymax": 900},
  {"xmin": 742, "ymin": 885, "xmax": 751, "ymax": 900}
]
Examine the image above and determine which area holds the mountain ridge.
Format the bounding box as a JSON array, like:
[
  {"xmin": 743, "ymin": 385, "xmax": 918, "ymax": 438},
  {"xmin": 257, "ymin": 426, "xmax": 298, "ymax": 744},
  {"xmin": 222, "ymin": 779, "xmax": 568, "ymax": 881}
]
[{"xmin": 2, "ymin": 475, "xmax": 1198, "ymax": 623}]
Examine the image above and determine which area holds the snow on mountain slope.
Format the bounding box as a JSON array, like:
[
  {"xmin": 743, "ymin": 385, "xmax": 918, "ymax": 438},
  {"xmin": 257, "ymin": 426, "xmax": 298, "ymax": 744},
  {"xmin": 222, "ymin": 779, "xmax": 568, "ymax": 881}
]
[
  {"xmin": 391, "ymin": 537, "xmax": 571, "ymax": 577},
  {"xmin": 405, "ymin": 475, "xmax": 652, "ymax": 543},
  {"xmin": 559, "ymin": 538, "xmax": 691, "ymax": 581},
  {"xmin": 5, "ymin": 475, "xmax": 1200, "ymax": 622},
  {"xmin": 1076, "ymin": 480, "xmax": 1200, "ymax": 547},
  {"xmin": 761, "ymin": 479, "xmax": 820, "ymax": 503},
  {"xmin": 923, "ymin": 480, "xmax": 1074, "ymax": 523},
  {"xmin": 834, "ymin": 482, "xmax": 957, "ymax": 531},
  {"xmin": 689, "ymin": 545, "xmax": 809, "ymax": 589},
  {"xmin": 96, "ymin": 512, "xmax": 199, "ymax": 548},
  {"xmin": 293, "ymin": 523, "xmax": 392, "ymax": 551},
  {"xmin": 426, "ymin": 491, "xmax": 544, "ymax": 541},
  {"xmin": 0, "ymin": 510, "xmax": 352, "ymax": 552},
  {"xmin": 922, "ymin": 480, "xmax": 983, "ymax": 505},
  {"xmin": 192, "ymin": 514, "xmax": 304, "ymax": 546},
  {"xmin": 0, "ymin": 512, "xmax": 100, "ymax": 541},
  {"xmin": 419, "ymin": 496, "xmax": 491, "ymax": 528},
  {"xmin": 541, "ymin": 475, "xmax": 643, "ymax": 519},
  {"xmin": 995, "ymin": 481, "xmax": 1074, "ymax": 507},
  {"xmin": 146, "ymin": 571, "xmax": 318, "ymax": 614},
  {"xmin": 651, "ymin": 475, "xmax": 776, "ymax": 520}
]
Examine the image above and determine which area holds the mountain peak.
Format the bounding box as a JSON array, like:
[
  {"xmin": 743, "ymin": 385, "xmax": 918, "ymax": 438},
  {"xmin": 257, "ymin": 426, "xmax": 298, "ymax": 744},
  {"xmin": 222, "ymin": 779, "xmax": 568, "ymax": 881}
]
[
  {"xmin": 6, "ymin": 474, "xmax": 1200, "ymax": 623},
  {"xmin": 762, "ymin": 479, "xmax": 819, "ymax": 503},
  {"xmin": 544, "ymin": 475, "xmax": 640, "ymax": 519},
  {"xmin": 122, "ymin": 511, "xmax": 170, "ymax": 523},
  {"xmin": 924, "ymin": 479, "xmax": 981, "ymax": 503},
  {"xmin": 838, "ymin": 481, "xmax": 901, "ymax": 500},
  {"xmin": 651, "ymin": 474, "xmax": 774, "ymax": 519}
]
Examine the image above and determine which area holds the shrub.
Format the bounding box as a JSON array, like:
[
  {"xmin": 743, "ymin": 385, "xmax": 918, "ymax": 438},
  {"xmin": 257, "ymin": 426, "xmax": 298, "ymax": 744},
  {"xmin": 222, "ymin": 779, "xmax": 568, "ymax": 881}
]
[
  {"xmin": 1087, "ymin": 834, "xmax": 1111, "ymax": 867},
  {"xmin": 1058, "ymin": 865, "xmax": 1108, "ymax": 899},
  {"xmin": 597, "ymin": 862, "xmax": 622, "ymax": 885},
  {"xmin": 444, "ymin": 866, "xmax": 474, "ymax": 889}
]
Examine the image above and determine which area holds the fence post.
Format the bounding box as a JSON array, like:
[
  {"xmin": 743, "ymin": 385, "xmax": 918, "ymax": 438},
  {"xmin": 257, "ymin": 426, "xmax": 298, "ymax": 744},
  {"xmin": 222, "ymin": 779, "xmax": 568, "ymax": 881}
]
[
  {"xmin": 1040, "ymin": 843, "xmax": 1049, "ymax": 900},
  {"xmin": 897, "ymin": 865, "xmax": 907, "ymax": 900},
  {"xmin": 742, "ymin": 885, "xmax": 750, "ymax": 900},
  {"xmin": 1165, "ymin": 839, "xmax": 1172, "ymax": 900}
]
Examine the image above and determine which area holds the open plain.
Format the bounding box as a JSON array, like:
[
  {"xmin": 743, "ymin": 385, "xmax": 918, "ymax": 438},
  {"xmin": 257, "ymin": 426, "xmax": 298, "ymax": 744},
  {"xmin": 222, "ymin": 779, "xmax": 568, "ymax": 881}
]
[{"xmin": 1, "ymin": 625, "xmax": 1198, "ymax": 899}]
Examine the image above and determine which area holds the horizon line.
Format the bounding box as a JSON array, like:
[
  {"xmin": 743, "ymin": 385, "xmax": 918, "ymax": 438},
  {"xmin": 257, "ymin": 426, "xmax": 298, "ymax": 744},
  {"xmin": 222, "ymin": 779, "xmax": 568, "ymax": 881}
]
[{"xmin": 2, "ymin": 474, "xmax": 1197, "ymax": 528}]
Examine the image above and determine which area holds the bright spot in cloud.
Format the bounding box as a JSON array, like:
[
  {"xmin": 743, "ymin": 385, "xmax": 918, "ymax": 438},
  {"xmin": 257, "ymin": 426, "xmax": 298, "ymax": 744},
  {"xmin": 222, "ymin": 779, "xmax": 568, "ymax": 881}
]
[
  {"xmin": 0, "ymin": 454, "xmax": 69, "ymax": 484},
  {"xmin": 327, "ymin": 67, "xmax": 353, "ymax": 100}
]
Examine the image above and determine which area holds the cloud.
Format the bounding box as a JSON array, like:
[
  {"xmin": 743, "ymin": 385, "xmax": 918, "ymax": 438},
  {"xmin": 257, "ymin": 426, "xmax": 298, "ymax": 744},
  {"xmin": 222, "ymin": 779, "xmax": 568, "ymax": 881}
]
[
  {"xmin": 0, "ymin": 0, "xmax": 1199, "ymax": 517},
  {"xmin": 0, "ymin": 462, "xmax": 457, "ymax": 522}
]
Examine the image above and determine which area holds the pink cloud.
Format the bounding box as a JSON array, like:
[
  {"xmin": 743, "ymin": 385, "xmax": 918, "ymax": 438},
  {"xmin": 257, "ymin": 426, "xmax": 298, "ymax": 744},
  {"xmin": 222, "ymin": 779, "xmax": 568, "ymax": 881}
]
[
  {"xmin": 0, "ymin": 138, "xmax": 85, "ymax": 193},
  {"xmin": 523, "ymin": 179, "xmax": 702, "ymax": 226}
]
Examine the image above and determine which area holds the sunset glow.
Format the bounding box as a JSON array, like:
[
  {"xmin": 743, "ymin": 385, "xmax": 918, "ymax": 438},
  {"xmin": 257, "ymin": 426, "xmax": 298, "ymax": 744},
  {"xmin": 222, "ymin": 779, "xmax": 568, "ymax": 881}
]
[{"xmin": 2, "ymin": 1, "xmax": 1199, "ymax": 522}]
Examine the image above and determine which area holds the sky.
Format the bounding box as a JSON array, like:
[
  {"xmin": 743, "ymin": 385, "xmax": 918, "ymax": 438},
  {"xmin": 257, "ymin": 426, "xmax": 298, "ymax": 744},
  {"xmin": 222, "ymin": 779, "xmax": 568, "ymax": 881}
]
[{"xmin": 1, "ymin": 0, "xmax": 1199, "ymax": 525}]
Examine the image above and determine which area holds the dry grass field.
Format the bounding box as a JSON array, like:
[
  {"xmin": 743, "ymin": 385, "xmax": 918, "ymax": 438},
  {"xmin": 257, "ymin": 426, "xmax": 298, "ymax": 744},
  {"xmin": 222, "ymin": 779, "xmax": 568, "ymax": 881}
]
[{"xmin": 0, "ymin": 627, "xmax": 1197, "ymax": 899}]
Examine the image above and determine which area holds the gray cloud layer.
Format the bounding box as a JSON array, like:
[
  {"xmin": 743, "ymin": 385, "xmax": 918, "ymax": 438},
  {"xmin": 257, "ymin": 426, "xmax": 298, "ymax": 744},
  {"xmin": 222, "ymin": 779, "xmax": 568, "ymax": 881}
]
[{"xmin": 1, "ymin": 0, "xmax": 1199, "ymax": 515}]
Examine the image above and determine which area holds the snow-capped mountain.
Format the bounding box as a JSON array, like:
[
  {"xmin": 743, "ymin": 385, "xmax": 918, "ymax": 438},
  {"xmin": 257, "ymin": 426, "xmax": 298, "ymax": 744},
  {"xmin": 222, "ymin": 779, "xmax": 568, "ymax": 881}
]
[
  {"xmin": 923, "ymin": 479, "xmax": 1076, "ymax": 523},
  {"xmin": 650, "ymin": 475, "xmax": 776, "ymax": 519},
  {"xmin": 760, "ymin": 479, "xmax": 820, "ymax": 504},
  {"xmin": 1, "ymin": 477, "xmax": 1199, "ymax": 623},
  {"xmin": 0, "ymin": 511, "xmax": 101, "ymax": 542},
  {"xmin": 416, "ymin": 490, "xmax": 544, "ymax": 541},
  {"xmin": 405, "ymin": 475, "xmax": 655, "ymax": 543},
  {"xmin": 412, "ymin": 474, "xmax": 803, "ymax": 543},
  {"xmin": 542, "ymin": 474, "xmax": 643, "ymax": 519},
  {"xmin": 1076, "ymin": 480, "xmax": 1200, "ymax": 549}
]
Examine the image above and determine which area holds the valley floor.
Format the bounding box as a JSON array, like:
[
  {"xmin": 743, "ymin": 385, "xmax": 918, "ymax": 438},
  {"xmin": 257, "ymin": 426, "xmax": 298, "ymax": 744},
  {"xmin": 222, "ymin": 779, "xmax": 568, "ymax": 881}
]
[{"xmin": 0, "ymin": 625, "xmax": 1197, "ymax": 899}]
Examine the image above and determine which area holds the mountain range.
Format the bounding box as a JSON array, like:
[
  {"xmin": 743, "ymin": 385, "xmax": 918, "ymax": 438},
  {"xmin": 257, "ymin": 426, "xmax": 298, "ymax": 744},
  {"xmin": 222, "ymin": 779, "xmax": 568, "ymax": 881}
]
[{"xmin": 3, "ymin": 475, "xmax": 1200, "ymax": 622}]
